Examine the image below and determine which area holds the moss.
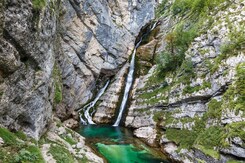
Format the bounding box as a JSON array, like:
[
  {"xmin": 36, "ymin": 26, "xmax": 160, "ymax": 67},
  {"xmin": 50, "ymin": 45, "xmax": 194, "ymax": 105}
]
[
  {"xmin": 160, "ymin": 111, "xmax": 176, "ymax": 126},
  {"xmin": 49, "ymin": 144, "xmax": 75, "ymax": 163},
  {"xmin": 156, "ymin": 0, "xmax": 169, "ymax": 17},
  {"xmin": 183, "ymin": 85, "xmax": 201, "ymax": 94},
  {"xmin": 53, "ymin": 63, "xmax": 63, "ymax": 104},
  {"xmin": 32, "ymin": 0, "xmax": 46, "ymax": 10},
  {"xmin": 138, "ymin": 82, "xmax": 169, "ymax": 105}
]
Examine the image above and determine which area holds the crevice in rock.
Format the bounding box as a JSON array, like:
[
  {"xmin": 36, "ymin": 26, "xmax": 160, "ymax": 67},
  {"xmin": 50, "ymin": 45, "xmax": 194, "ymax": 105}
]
[
  {"xmin": 2, "ymin": 29, "xmax": 40, "ymax": 71},
  {"xmin": 68, "ymin": 0, "xmax": 118, "ymax": 59}
]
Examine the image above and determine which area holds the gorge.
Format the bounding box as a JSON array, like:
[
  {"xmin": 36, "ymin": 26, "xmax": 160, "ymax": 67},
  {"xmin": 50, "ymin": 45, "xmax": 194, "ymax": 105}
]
[{"xmin": 0, "ymin": 0, "xmax": 245, "ymax": 163}]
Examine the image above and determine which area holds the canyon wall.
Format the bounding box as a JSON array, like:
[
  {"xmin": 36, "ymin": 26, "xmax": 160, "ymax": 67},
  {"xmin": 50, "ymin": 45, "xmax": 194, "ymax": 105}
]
[
  {"xmin": 0, "ymin": 0, "xmax": 156, "ymax": 139},
  {"xmin": 125, "ymin": 0, "xmax": 245, "ymax": 162}
]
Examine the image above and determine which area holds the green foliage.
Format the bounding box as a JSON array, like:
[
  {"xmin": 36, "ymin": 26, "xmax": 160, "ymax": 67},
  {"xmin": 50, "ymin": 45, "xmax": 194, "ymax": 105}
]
[
  {"xmin": 183, "ymin": 81, "xmax": 211, "ymax": 94},
  {"xmin": 165, "ymin": 129, "xmax": 197, "ymax": 149},
  {"xmin": 15, "ymin": 131, "xmax": 28, "ymax": 141},
  {"xmin": 171, "ymin": 0, "xmax": 225, "ymax": 17},
  {"xmin": 138, "ymin": 82, "xmax": 169, "ymax": 105},
  {"xmin": 156, "ymin": 22, "xmax": 198, "ymax": 78},
  {"xmin": 62, "ymin": 135, "xmax": 77, "ymax": 145},
  {"xmin": 220, "ymin": 26, "xmax": 245, "ymax": 55},
  {"xmin": 195, "ymin": 126, "xmax": 224, "ymax": 148},
  {"xmin": 53, "ymin": 63, "xmax": 63, "ymax": 104},
  {"xmin": 223, "ymin": 121, "xmax": 245, "ymax": 142},
  {"xmin": 156, "ymin": 52, "xmax": 179, "ymax": 74},
  {"xmin": 14, "ymin": 146, "xmax": 44, "ymax": 163},
  {"xmin": 0, "ymin": 128, "xmax": 45, "ymax": 163},
  {"xmin": 195, "ymin": 145, "xmax": 220, "ymax": 159},
  {"xmin": 206, "ymin": 99, "xmax": 222, "ymax": 119},
  {"xmin": 221, "ymin": 63, "xmax": 245, "ymax": 114},
  {"xmin": 183, "ymin": 85, "xmax": 200, "ymax": 94},
  {"xmin": 0, "ymin": 128, "xmax": 18, "ymax": 145},
  {"xmin": 32, "ymin": 0, "xmax": 46, "ymax": 10},
  {"xmin": 180, "ymin": 58, "xmax": 194, "ymax": 74},
  {"xmin": 171, "ymin": 0, "xmax": 192, "ymax": 16},
  {"xmin": 49, "ymin": 144, "xmax": 75, "ymax": 163},
  {"xmin": 156, "ymin": 0, "xmax": 169, "ymax": 17},
  {"xmin": 153, "ymin": 111, "xmax": 165, "ymax": 122}
]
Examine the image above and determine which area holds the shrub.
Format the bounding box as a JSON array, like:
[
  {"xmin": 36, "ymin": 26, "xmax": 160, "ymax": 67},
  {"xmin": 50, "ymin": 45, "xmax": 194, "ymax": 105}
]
[
  {"xmin": 206, "ymin": 99, "xmax": 222, "ymax": 119},
  {"xmin": 49, "ymin": 144, "xmax": 75, "ymax": 163},
  {"xmin": 171, "ymin": 0, "xmax": 193, "ymax": 16},
  {"xmin": 166, "ymin": 128, "xmax": 198, "ymax": 149},
  {"xmin": 195, "ymin": 126, "xmax": 224, "ymax": 148},
  {"xmin": 156, "ymin": 52, "xmax": 179, "ymax": 73}
]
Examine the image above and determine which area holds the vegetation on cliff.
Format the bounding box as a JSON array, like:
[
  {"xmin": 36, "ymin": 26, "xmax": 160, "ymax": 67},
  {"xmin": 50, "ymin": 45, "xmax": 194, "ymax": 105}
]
[{"xmin": 133, "ymin": 0, "xmax": 245, "ymax": 161}]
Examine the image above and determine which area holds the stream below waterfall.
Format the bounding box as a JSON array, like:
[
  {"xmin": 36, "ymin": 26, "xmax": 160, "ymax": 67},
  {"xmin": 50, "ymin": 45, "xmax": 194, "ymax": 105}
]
[{"xmin": 78, "ymin": 125, "xmax": 170, "ymax": 163}]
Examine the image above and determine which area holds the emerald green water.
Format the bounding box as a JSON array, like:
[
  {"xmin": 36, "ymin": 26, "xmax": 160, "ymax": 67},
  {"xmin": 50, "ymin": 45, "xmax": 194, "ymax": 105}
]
[{"xmin": 78, "ymin": 125, "xmax": 170, "ymax": 163}]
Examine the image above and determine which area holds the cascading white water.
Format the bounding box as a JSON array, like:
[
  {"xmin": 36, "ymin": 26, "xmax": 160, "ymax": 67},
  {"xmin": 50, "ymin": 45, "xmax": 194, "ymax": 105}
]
[
  {"xmin": 150, "ymin": 21, "xmax": 158, "ymax": 31},
  {"xmin": 79, "ymin": 80, "xmax": 110, "ymax": 125},
  {"xmin": 113, "ymin": 39, "xmax": 142, "ymax": 126},
  {"xmin": 113, "ymin": 22, "xmax": 158, "ymax": 126}
]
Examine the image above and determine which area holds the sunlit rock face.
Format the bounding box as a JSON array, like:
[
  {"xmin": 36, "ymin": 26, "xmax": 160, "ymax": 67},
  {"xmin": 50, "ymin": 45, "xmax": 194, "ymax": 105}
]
[{"xmin": 0, "ymin": 0, "xmax": 156, "ymax": 139}]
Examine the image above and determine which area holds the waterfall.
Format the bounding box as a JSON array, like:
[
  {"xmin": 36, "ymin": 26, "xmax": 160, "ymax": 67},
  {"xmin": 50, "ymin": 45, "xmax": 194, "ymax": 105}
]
[
  {"xmin": 79, "ymin": 80, "xmax": 110, "ymax": 125},
  {"xmin": 113, "ymin": 39, "xmax": 143, "ymax": 126},
  {"xmin": 113, "ymin": 21, "xmax": 158, "ymax": 127}
]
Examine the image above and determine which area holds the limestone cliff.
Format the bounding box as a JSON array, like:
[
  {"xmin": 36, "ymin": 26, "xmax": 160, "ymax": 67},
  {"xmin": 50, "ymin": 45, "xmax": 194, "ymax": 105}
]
[
  {"xmin": 0, "ymin": 0, "xmax": 156, "ymax": 139},
  {"xmin": 125, "ymin": 0, "xmax": 245, "ymax": 162}
]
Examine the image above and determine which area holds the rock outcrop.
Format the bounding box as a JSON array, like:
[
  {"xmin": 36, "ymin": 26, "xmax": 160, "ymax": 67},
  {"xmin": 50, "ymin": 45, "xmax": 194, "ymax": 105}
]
[{"xmin": 0, "ymin": 0, "xmax": 156, "ymax": 139}]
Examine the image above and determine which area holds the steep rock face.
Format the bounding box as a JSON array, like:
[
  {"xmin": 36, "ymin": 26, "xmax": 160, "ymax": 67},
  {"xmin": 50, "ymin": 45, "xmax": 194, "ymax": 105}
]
[
  {"xmin": 58, "ymin": 0, "xmax": 156, "ymax": 119},
  {"xmin": 0, "ymin": 0, "xmax": 156, "ymax": 138},
  {"xmin": 73, "ymin": 0, "xmax": 156, "ymax": 124},
  {"xmin": 125, "ymin": 1, "xmax": 245, "ymax": 161},
  {"xmin": 0, "ymin": 0, "xmax": 58, "ymax": 139}
]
